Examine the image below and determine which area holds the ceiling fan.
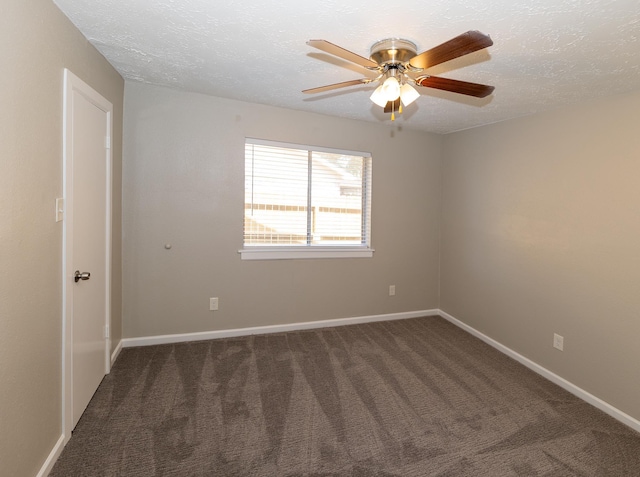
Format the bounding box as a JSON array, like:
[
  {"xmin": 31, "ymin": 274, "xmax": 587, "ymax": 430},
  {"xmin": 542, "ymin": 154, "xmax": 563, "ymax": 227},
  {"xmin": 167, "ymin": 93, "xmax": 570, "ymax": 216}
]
[{"xmin": 303, "ymin": 31, "xmax": 494, "ymax": 120}]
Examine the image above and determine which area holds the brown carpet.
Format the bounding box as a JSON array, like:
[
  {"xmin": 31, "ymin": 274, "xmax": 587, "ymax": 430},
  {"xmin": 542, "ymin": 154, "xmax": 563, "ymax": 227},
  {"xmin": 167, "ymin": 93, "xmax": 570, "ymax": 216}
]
[{"xmin": 50, "ymin": 316, "xmax": 640, "ymax": 476}]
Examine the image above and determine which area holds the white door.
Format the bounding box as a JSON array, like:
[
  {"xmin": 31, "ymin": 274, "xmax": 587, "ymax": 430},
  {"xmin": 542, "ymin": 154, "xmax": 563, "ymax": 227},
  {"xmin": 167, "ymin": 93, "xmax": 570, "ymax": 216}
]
[{"xmin": 62, "ymin": 70, "xmax": 113, "ymax": 437}]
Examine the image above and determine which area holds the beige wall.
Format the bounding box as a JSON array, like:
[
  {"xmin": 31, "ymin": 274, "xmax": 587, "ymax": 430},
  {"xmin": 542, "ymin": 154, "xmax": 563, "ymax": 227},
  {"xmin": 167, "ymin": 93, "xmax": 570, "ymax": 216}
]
[
  {"xmin": 441, "ymin": 89, "xmax": 640, "ymax": 421},
  {"xmin": 122, "ymin": 82, "xmax": 442, "ymax": 338},
  {"xmin": 0, "ymin": 1, "xmax": 123, "ymax": 475}
]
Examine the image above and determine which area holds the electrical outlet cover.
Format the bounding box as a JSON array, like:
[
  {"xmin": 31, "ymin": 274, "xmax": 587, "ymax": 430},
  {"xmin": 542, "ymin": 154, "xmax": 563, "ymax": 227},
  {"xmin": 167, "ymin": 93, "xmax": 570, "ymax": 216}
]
[{"xmin": 553, "ymin": 333, "xmax": 564, "ymax": 351}]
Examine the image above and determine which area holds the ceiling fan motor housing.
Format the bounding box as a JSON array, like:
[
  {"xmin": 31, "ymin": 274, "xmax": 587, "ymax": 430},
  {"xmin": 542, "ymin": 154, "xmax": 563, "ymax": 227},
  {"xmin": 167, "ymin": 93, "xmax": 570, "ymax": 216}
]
[{"xmin": 369, "ymin": 38, "xmax": 418, "ymax": 66}]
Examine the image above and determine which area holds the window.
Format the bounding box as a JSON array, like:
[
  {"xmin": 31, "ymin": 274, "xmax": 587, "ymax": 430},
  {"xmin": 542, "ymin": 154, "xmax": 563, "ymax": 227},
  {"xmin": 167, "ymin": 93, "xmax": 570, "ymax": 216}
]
[{"xmin": 241, "ymin": 138, "xmax": 373, "ymax": 260}]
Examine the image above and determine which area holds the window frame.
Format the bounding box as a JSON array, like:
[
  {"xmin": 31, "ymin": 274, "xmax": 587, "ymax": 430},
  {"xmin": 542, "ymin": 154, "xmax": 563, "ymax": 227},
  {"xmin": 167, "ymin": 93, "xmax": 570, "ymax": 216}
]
[{"xmin": 240, "ymin": 138, "xmax": 374, "ymax": 260}]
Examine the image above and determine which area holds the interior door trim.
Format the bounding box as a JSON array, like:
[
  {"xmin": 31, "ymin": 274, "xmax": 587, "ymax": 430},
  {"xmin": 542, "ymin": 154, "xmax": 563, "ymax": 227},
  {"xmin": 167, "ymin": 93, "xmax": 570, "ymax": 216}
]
[{"xmin": 61, "ymin": 69, "xmax": 113, "ymax": 442}]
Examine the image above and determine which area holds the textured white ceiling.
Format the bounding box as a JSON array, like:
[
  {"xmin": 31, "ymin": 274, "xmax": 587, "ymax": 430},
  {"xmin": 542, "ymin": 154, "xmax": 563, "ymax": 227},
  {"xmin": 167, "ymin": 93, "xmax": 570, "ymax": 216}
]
[{"xmin": 52, "ymin": 0, "xmax": 640, "ymax": 134}]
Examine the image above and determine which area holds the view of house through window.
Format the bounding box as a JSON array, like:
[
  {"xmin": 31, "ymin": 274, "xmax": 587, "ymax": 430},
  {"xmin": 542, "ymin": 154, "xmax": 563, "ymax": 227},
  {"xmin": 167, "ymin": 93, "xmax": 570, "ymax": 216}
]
[{"xmin": 244, "ymin": 139, "xmax": 372, "ymax": 249}]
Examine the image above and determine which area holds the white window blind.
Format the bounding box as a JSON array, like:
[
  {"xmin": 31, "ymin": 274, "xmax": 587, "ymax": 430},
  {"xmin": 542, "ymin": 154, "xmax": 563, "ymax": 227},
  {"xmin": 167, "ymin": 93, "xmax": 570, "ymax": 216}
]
[{"xmin": 243, "ymin": 139, "xmax": 372, "ymax": 259}]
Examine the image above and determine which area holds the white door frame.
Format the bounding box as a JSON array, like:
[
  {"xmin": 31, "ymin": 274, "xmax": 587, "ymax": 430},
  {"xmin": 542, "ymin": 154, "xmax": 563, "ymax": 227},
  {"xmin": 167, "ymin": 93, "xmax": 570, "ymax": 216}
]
[{"xmin": 62, "ymin": 69, "xmax": 113, "ymax": 442}]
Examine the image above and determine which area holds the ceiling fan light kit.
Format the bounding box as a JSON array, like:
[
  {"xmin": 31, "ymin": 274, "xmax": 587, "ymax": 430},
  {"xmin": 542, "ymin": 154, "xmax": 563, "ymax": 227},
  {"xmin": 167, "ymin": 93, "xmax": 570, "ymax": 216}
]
[
  {"xmin": 400, "ymin": 83, "xmax": 420, "ymax": 106},
  {"xmin": 381, "ymin": 76, "xmax": 401, "ymax": 101},
  {"xmin": 304, "ymin": 31, "xmax": 495, "ymax": 121},
  {"xmin": 370, "ymin": 84, "xmax": 388, "ymax": 107}
]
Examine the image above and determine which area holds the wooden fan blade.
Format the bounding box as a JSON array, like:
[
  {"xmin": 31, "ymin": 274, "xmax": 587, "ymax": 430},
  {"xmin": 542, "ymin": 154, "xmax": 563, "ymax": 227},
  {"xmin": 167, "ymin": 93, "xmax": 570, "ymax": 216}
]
[
  {"xmin": 416, "ymin": 76, "xmax": 495, "ymax": 98},
  {"xmin": 409, "ymin": 31, "xmax": 493, "ymax": 70},
  {"xmin": 302, "ymin": 78, "xmax": 370, "ymax": 94},
  {"xmin": 383, "ymin": 98, "xmax": 401, "ymax": 113},
  {"xmin": 307, "ymin": 39, "xmax": 379, "ymax": 69}
]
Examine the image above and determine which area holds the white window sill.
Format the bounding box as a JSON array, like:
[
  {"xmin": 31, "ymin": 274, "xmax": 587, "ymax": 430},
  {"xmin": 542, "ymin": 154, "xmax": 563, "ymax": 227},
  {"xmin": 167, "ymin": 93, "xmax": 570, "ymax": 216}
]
[{"xmin": 239, "ymin": 247, "xmax": 374, "ymax": 260}]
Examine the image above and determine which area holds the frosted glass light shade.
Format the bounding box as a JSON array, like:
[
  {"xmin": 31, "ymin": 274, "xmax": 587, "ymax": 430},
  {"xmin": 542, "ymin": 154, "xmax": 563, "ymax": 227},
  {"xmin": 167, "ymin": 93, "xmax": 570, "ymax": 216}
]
[
  {"xmin": 370, "ymin": 84, "xmax": 388, "ymax": 107},
  {"xmin": 400, "ymin": 83, "xmax": 420, "ymax": 106},
  {"xmin": 381, "ymin": 77, "xmax": 401, "ymax": 101}
]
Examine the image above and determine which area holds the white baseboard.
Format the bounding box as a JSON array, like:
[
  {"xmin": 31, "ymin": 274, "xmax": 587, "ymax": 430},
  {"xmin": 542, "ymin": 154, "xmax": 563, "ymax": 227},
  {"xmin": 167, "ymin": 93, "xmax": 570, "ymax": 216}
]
[
  {"xmin": 119, "ymin": 307, "xmax": 640, "ymax": 433},
  {"xmin": 121, "ymin": 309, "xmax": 439, "ymax": 348},
  {"xmin": 36, "ymin": 433, "xmax": 65, "ymax": 477},
  {"xmin": 438, "ymin": 309, "xmax": 640, "ymax": 434},
  {"xmin": 42, "ymin": 308, "xmax": 637, "ymax": 476},
  {"xmin": 111, "ymin": 339, "xmax": 122, "ymax": 366}
]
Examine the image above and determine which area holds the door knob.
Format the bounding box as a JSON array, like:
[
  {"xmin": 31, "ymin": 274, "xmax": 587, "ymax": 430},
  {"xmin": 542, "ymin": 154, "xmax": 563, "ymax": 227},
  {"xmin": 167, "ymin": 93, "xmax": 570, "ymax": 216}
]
[{"xmin": 74, "ymin": 270, "xmax": 91, "ymax": 283}]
